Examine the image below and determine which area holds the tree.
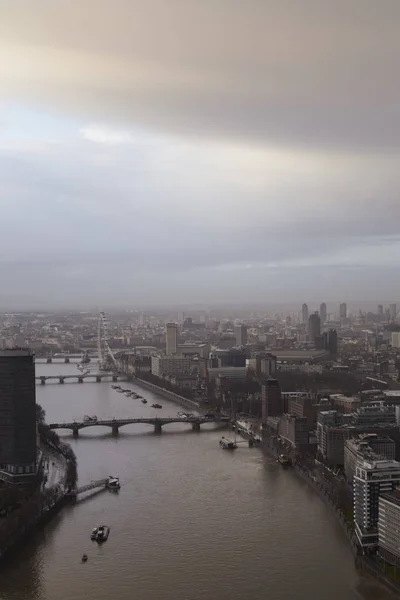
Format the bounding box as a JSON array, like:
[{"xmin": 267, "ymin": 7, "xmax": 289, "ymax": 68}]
[{"xmin": 36, "ymin": 404, "xmax": 46, "ymax": 425}]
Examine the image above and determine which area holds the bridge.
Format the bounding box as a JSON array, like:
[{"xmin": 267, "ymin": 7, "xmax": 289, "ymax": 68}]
[
  {"xmin": 36, "ymin": 373, "xmax": 127, "ymax": 384},
  {"xmin": 49, "ymin": 416, "xmax": 230, "ymax": 436}
]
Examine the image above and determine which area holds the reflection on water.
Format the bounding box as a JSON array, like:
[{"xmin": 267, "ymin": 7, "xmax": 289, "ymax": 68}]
[{"xmin": 0, "ymin": 362, "xmax": 396, "ymax": 600}]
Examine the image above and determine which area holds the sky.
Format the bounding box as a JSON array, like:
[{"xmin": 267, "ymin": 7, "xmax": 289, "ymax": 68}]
[{"xmin": 1, "ymin": 0, "xmax": 400, "ymax": 309}]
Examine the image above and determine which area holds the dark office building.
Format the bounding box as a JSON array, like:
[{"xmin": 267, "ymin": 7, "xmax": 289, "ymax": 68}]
[
  {"xmin": 0, "ymin": 349, "xmax": 37, "ymax": 483},
  {"xmin": 261, "ymin": 378, "xmax": 282, "ymax": 420},
  {"xmin": 308, "ymin": 312, "xmax": 321, "ymax": 343},
  {"xmin": 322, "ymin": 329, "xmax": 338, "ymax": 356},
  {"xmin": 209, "ymin": 348, "xmax": 247, "ymax": 368}
]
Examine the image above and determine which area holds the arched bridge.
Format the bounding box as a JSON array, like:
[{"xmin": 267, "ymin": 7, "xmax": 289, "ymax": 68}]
[
  {"xmin": 36, "ymin": 373, "xmax": 127, "ymax": 385},
  {"xmin": 48, "ymin": 416, "xmax": 230, "ymax": 436}
]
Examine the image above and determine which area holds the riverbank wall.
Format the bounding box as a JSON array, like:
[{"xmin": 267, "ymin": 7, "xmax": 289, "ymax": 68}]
[
  {"xmin": 261, "ymin": 434, "xmax": 358, "ymax": 552},
  {"xmin": 260, "ymin": 433, "xmax": 400, "ymax": 595},
  {"xmin": 0, "ymin": 494, "xmax": 67, "ymax": 562},
  {"xmin": 133, "ymin": 377, "xmax": 201, "ymax": 411}
]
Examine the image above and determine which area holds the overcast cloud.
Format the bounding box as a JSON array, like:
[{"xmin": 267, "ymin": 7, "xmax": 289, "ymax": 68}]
[{"xmin": 0, "ymin": 0, "xmax": 400, "ymax": 308}]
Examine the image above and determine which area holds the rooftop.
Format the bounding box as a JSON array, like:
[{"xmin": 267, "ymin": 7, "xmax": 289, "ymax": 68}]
[
  {"xmin": 0, "ymin": 348, "xmax": 33, "ymax": 357},
  {"xmin": 380, "ymin": 490, "xmax": 400, "ymax": 509},
  {"xmin": 273, "ymin": 350, "xmax": 329, "ymax": 362},
  {"xmin": 358, "ymin": 457, "xmax": 400, "ymax": 470}
]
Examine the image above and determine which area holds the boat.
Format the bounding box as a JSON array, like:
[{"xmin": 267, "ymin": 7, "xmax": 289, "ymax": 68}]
[
  {"xmin": 91, "ymin": 527, "xmax": 98, "ymax": 540},
  {"xmin": 151, "ymin": 403, "xmax": 162, "ymax": 409},
  {"xmin": 107, "ymin": 476, "xmax": 120, "ymax": 490},
  {"xmin": 219, "ymin": 437, "xmax": 238, "ymax": 450},
  {"xmin": 82, "ymin": 554, "xmax": 88, "ymax": 562},
  {"xmin": 96, "ymin": 525, "xmax": 110, "ymax": 542},
  {"xmin": 82, "ymin": 351, "xmax": 91, "ymax": 364},
  {"xmin": 278, "ymin": 454, "xmax": 290, "ymax": 466},
  {"xmin": 178, "ymin": 411, "xmax": 192, "ymax": 419},
  {"xmin": 83, "ymin": 415, "xmax": 98, "ymax": 423},
  {"xmin": 141, "ymin": 399, "xmax": 147, "ymax": 404}
]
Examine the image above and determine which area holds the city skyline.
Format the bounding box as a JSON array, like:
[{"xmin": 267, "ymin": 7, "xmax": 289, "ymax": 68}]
[{"xmin": 1, "ymin": 1, "xmax": 400, "ymax": 306}]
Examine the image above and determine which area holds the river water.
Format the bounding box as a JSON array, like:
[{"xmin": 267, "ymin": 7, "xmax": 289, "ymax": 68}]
[{"xmin": 0, "ymin": 361, "xmax": 396, "ymax": 600}]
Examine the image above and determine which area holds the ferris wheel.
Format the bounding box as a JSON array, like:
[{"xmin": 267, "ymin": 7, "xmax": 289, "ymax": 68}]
[{"xmin": 97, "ymin": 312, "xmax": 116, "ymax": 370}]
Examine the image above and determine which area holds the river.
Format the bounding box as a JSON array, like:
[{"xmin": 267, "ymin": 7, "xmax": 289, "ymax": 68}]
[{"xmin": 0, "ymin": 361, "xmax": 396, "ymax": 600}]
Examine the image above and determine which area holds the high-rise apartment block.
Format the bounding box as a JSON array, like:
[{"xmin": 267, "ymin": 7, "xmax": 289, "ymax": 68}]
[
  {"xmin": 165, "ymin": 323, "xmax": 178, "ymax": 355},
  {"xmin": 354, "ymin": 456, "xmax": 400, "ymax": 549},
  {"xmin": 0, "ymin": 349, "xmax": 37, "ymax": 484}
]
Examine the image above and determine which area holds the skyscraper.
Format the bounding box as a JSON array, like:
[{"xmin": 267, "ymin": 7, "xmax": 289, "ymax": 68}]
[
  {"xmin": 377, "ymin": 304, "xmax": 384, "ymax": 316},
  {"xmin": 301, "ymin": 303, "xmax": 309, "ymax": 324},
  {"xmin": 389, "ymin": 303, "xmax": 397, "ymax": 321},
  {"xmin": 165, "ymin": 323, "xmax": 178, "ymax": 355},
  {"xmin": 308, "ymin": 312, "xmax": 321, "ymax": 342},
  {"xmin": 234, "ymin": 324, "xmax": 247, "ymax": 346},
  {"xmin": 319, "ymin": 303, "xmax": 327, "ymax": 324},
  {"xmin": 339, "ymin": 303, "xmax": 347, "ymax": 319},
  {"xmin": 0, "ymin": 349, "xmax": 37, "ymax": 483}
]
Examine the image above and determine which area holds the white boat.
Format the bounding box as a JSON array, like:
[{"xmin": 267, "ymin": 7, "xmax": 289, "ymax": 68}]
[
  {"xmin": 107, "ymin": 476, "xmax": 120, "ymax": 490},
  {"xmin": 91, "ymin": 527, "xmax": 98, "ymax": 540},
  {"xmin": 219, "ymin": 437, "xmax": 238, "ymax": 450}
]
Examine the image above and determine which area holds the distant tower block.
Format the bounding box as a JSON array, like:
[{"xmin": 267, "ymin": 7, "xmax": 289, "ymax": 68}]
[{"xmin": 166, "ymin": 323, "xmax": 178, "ymax": 355}]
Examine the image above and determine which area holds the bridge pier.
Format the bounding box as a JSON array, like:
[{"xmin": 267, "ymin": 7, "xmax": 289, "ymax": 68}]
[
  {"xmin": 64, "ymin": 357, "xmax": 70, "ymax": 363},
  {"xmin": 72, "ymin": 428, "xmax": 79, "ymax": 437},
  {"xmin": 112, "ymin": 424, "xmax": 119, "ymax": 436},
  {"xmin": 112, "ymin": 375, "xmax": 118, "ymax": 382},
  {"xmin": 59, "ymin": 377, "xmax": 65, "ymax": 384},
  {"xmin": 78, "ymin": 377, "xmax": 84, "ymax": 383},
  {"xmin": 40, "ymin": 376, "xmax": 46, "ymax": 385},
  {"xmin": 46, "ymin": 358, "xmax": 52, "ymax": 364},
  {"xmin": 192, "ymin": 422, "xmax": 201, "ymax": 431},
  {"xmin": 96, "ymin": 376, "xmax": 101, "ymax": 383},
  {"xmin": 154, "ymin": 422, "xmax": 162, "ymax": 434}
]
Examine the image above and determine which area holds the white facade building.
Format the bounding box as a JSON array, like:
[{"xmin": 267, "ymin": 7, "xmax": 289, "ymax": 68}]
[
  {"xmin": 151, "ymin": 355, "xmax": 192, "ymax": 378},
  {"xmin": 391, "ymin": 332, "xmax": 400, "ymax": 348}
]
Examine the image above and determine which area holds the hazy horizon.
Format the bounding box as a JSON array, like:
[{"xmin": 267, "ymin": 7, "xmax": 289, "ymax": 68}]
[{"xmin": 1, "ymin": 1, "xmax": 400, "ymax": 307}]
